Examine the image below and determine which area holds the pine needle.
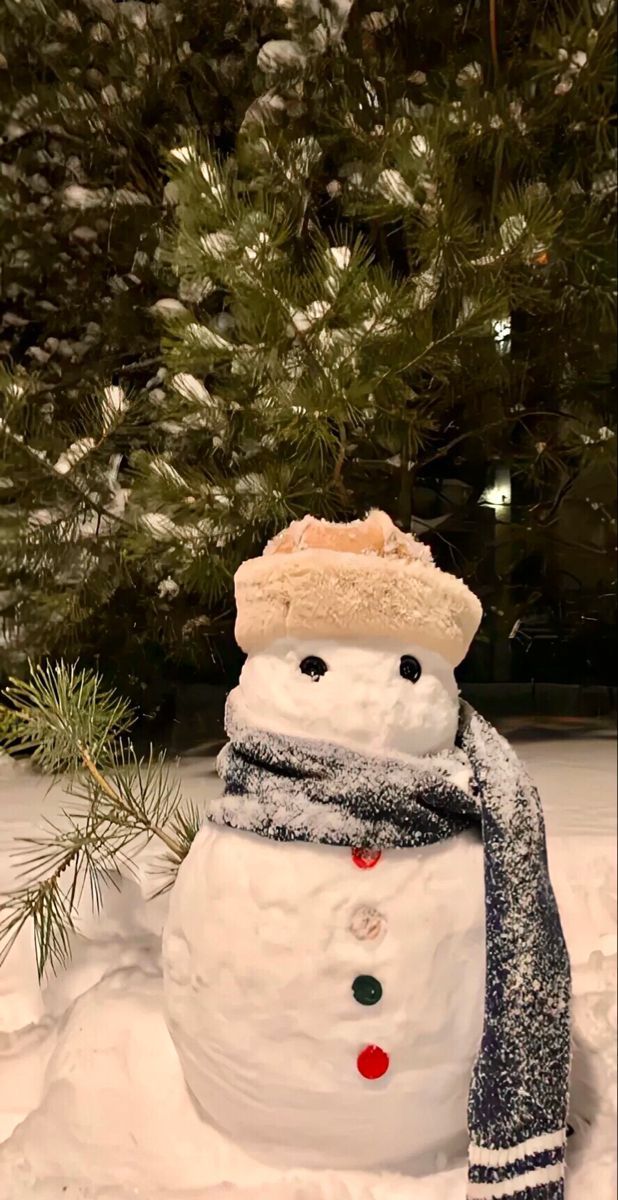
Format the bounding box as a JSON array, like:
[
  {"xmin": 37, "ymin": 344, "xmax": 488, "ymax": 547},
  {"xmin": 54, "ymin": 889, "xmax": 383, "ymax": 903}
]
[{"xmin": 0, "ymin": 662, "xmax": 199, "ymax": 978}]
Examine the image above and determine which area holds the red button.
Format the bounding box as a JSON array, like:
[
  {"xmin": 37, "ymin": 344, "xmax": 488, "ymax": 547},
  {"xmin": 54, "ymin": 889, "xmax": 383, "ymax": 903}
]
[
  {"xmin": 351, "ymin": 848, "xmax": 382, "ymax": 869},
  {"xmin": 357, "ymin": 1044, "xmax": 390, "ymax": 1080}
]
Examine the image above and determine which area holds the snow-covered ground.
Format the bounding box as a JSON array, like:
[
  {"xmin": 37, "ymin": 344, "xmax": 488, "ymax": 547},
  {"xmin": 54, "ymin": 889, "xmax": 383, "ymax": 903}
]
[{"xmin": 0, "ymin": 734, "xmax": 615, "ymax": 1200}]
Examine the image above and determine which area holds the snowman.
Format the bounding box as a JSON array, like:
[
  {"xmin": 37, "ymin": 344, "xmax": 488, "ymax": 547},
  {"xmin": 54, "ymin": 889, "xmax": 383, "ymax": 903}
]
[{"xmin": 163, "ymin": 512, "xmax": 570, "ymax": 1193}]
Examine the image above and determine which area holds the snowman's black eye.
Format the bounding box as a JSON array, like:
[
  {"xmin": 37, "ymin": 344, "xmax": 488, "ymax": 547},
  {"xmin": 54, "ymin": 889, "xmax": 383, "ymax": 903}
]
[
  {"xmin": 300, "ymin": 656, "xmax": 328, "ymax": 681},
  {"xmin": 400, "ymin": 655, "xmax": 422, "ymax": 683}
]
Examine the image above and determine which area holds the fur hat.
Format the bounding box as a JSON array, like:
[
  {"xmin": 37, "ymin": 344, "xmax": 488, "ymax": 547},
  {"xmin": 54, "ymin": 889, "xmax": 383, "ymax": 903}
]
[{"xmin": 234, "ymin": 510, "xmax": 482, "ymax": 667}]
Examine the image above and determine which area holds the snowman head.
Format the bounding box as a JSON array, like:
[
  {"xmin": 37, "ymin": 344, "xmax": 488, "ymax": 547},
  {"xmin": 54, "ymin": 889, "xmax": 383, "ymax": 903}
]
[
  {"xmin": 232, "ymin": 512, "xmax": 482, "ymax": 760},
  {"xmin": 237, "ymin": 636, "xmax": 459, "ymax": 759}
]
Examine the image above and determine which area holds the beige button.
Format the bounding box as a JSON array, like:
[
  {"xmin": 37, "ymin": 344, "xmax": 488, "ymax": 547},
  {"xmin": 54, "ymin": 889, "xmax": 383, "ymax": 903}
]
[{"xmin": 349, "ymin": 905, "xmax": 387, "ymax": 943}]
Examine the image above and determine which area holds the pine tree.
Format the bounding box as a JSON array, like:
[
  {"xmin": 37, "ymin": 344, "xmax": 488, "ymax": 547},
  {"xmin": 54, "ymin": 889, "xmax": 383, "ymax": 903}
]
[
  {"xmin": 0, "ymin": 0, "xmax": 282, "ymax": 693},
  {"xmin": 1, "ymin": 0, "xmax": 616, "ymax": 699}
]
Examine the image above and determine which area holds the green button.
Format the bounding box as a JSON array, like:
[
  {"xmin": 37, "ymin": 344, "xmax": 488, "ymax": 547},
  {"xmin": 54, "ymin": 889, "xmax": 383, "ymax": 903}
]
[{"xmin": 352, "ymin": 974, "xmax": 383, "ymax": 1006}]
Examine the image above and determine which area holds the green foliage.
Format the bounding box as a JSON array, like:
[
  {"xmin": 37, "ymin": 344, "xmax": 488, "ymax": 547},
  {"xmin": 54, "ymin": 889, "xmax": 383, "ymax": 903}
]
[
  {"xmin": 2, "ymin": 660, "xmax": 134, "ymax": 771},
  {"xmin": 1, "ymin": 0, "xmax": 616, "ymax": 694},
  {"xmin": 0, "ymin": 661, "xmax": 199, "ymax": 977}
]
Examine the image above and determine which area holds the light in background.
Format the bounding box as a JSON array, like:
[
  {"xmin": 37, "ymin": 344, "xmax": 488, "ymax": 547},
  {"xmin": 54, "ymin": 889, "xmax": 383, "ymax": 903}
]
[{"xmin": 480, "ymin": 464, "xmax": 512, "ymax": 510}]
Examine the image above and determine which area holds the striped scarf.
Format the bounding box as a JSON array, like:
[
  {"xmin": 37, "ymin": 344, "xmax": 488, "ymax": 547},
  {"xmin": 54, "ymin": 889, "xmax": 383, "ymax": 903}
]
[{"xmin": 213, "ymin": 696, "xmax": 571, "ymax": 1200}]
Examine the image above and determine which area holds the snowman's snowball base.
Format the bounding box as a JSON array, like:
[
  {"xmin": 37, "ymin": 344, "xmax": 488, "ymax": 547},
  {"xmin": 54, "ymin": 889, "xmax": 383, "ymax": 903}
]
[{"xmin": 163, "ymin": 822, "xmax": 485, "ymax": 1171}]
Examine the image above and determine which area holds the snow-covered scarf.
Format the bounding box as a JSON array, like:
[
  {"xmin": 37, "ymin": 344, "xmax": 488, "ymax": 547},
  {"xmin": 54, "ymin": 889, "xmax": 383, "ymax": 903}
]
[{"xmin": 213, "ymin": 696, "xmax": 571, "ymax": 1200}]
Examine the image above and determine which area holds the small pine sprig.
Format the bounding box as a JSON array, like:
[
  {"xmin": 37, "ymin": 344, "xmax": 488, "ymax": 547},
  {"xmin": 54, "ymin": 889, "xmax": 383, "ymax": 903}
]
[{"xmin": 0, "ymin": 662, "xmax": 200, "ymax": 978}]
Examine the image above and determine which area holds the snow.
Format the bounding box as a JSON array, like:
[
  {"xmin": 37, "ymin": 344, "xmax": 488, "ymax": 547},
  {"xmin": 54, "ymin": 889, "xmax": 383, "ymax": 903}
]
[
  {"xmin": 0, "ymin": 733, "xmax": 615, "ymax": 1200},
  {"xmin": 163, "ymin": 824, "xmax": 485, "ymax": 1170},
  {"xmin": 236, "ymin": 639, "xmax": 461, "ymax": 759}
]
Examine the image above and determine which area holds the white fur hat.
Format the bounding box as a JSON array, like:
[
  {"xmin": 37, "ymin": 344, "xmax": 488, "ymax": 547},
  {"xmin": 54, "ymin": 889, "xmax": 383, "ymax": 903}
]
[{"xmin": 234, "ymin": 510, "xmax": 482, "ymax": 667}]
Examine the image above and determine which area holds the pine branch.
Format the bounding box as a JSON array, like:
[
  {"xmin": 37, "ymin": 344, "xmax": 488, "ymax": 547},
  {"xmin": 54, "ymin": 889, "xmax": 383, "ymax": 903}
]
[
  {"xmin": 489, "ymin": 0, "xmax": 499, "ymax": 78},
  {"xmin": 0, "ymin": 663, "xmax": 198, "ymax": 977},
  {"xmin": 78, "ymin": 747, "xmax": 183, "ymax": 859},
  {"xmin": 0, "ymin": 417, "xmax": 130, "ymax": 530}
]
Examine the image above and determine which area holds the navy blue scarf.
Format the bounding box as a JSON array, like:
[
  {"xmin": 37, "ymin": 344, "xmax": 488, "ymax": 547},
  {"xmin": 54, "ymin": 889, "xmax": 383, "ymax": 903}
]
[{"xmin": 213, "ymin": 697, "xmax": 571, "ymax": 1200}]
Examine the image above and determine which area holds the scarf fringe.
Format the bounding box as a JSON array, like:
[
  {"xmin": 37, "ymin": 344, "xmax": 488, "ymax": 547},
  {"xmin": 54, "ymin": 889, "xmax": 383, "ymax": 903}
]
[{"xmin": 467, "ymin": 1130, "xmax": 566, "ymax": 1198}]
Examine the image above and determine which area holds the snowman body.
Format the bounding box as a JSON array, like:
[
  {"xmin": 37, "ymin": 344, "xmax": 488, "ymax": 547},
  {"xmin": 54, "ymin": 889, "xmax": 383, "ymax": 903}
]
[{"xmin": 163, "ymin": 637, "xmax": 486, "ymax": 1170}]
